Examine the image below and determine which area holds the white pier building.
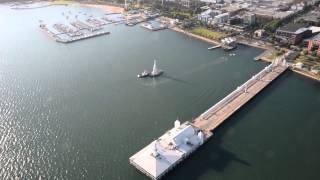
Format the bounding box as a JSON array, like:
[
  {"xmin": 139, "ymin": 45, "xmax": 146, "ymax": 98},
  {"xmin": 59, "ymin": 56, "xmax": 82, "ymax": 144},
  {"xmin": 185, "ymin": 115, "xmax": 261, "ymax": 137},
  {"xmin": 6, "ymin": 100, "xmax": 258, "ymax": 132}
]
[{"xmin": 129, "ymin": 120, "xmax": 210, "ymax": 180}]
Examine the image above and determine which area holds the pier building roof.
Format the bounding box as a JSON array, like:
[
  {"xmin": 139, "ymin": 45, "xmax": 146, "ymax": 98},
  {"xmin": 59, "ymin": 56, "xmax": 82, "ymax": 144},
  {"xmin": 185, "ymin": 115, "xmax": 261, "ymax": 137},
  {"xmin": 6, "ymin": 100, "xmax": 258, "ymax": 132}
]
[{"xmin": 129, "ymin": 121, "xmax": 204, "ymax": 179}]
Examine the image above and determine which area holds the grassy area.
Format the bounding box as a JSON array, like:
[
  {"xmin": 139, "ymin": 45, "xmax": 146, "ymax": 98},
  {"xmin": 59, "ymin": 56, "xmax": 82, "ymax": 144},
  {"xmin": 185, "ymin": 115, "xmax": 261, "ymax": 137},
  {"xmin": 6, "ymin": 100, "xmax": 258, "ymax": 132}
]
[
  {"xmin": 190, "ymin": 27, "xmax": 227, "ymax": 41},
  {"xmin": 264, "ymin": 19, "xmax": 281, "ymax": 33},
  {"xmin": 265, "ymin": 50, "xmax": 285, "ymax": 61},
  {"xmin": 295, "ymin": 54, "xmax": 320, "ymax": 67},
  {"xmin": 167, "ymin": 11, "xmax": 192, "ymax": 20},
  {"xmin": 294, "ymin": 53, "xmax": 320, "ymax": 77}
]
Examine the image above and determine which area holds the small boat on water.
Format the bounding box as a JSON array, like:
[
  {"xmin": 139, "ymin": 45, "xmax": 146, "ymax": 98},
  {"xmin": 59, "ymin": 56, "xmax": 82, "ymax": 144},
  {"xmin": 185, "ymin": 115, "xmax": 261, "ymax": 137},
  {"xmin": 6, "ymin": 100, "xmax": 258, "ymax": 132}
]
[
  {"xmin": 137, "ymin": 60, "xmax": 163, "ymax": 78},
  {"xmin": 137, "ymin": 70, "xmax": 150, "ymax": 78},
  {"xmin": 221, "ymin": 37, "xmax": 237, "ymax": 51}
]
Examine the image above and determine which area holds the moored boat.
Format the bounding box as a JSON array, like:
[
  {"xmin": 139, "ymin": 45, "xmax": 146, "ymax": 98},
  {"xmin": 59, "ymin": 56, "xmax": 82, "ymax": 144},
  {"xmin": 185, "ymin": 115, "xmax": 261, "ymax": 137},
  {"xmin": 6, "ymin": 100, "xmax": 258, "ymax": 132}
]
[
  {"xmin": 137, "ymin": 70, "xmax": 150, "ymax": 78},
  {"xmin": 221, "ymin": 37, "xmax": 237, "ymax": 51}
]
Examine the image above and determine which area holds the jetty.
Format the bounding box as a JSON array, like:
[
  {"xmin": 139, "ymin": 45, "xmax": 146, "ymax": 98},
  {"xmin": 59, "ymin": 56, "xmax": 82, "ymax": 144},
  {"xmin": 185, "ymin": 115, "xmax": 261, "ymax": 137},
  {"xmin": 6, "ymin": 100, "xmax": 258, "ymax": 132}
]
[
  {"xmin": 193, "ymin": 59, "xmax": 287, "ymax": 132},
  {"xmin": 208, "ymin": 45, "xmax": 221, "ymax": 50},
  {"xmin": 130, "ymin": 56, "xmax": 289, "ymax": 180},
  {"xmin": 141, "ymin": 23, "xmax": 167, "ymax": 31},
  {"xmin": 56, "ymin": 31, "xmax": 110, "ymax": 43}
]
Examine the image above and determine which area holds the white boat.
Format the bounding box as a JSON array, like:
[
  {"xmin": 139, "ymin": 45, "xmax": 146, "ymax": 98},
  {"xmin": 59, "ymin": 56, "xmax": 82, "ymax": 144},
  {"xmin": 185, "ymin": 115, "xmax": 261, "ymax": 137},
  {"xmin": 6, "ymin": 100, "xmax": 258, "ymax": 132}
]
[
  {"xmin": 137, "ymin": 70, "xmax": 150, "ymax": 78},
  {"xmin": 221, "ymin": 37, "xmax": 237, "ymax": 51},
  {"xmin": 150, "ymin": 60, "xmax": 163, "ymax": 77}
]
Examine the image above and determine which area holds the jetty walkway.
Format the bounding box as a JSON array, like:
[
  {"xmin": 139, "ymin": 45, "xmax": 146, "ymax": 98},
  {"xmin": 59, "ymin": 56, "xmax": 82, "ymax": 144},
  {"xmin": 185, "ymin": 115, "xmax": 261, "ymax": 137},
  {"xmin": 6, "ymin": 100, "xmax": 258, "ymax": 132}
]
[{"xmin": 193, "ymin": 59, "xmax": 288, "ymax": 133}]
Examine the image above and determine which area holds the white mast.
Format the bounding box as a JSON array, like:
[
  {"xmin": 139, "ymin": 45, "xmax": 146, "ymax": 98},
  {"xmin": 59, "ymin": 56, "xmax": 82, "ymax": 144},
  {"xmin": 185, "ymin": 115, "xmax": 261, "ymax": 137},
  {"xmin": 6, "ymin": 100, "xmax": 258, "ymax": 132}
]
[{"xmin": 152, "ymin": 60, "xmax": 158, "ymax": 75}]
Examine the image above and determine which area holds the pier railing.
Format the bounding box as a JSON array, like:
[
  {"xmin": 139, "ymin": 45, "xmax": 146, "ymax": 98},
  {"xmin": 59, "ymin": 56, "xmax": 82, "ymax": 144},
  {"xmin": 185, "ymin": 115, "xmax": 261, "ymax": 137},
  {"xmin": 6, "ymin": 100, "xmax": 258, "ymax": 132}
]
[{"xmin": 200, "ymin": 60, "xmax": 286, "ymax": 120}]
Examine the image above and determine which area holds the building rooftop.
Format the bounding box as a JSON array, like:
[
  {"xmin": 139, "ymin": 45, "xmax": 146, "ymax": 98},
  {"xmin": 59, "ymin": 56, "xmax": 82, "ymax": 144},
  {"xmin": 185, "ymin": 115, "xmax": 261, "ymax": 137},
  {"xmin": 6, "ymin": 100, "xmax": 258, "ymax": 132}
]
[
  {"xmin": 277, "ymin": 23, "xmax": 308, "ymax": 33},
  {"xmin": 129, "ymin": 121, "xmax": 206, "ymax": 179},
  {"xmin": 309, "ymin": 26, "xmax": 320, "ymax": 33}
]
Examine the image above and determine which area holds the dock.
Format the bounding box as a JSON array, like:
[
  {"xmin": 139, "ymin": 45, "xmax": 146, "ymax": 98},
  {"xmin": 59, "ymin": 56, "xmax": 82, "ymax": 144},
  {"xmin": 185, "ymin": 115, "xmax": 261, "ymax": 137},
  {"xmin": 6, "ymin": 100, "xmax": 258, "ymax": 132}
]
[
  {"xmin": 208, "ymin": 45, "xmax": 221, "ymax": 50},
  {"xmin": 141, "ymin": 23, "xmax": 167, "ymax": 31},
  {"xmin": 193, "ymin": 60, "xmax": 288, "ymax": 131},
  {"xmin": 254, "ymin": 49, "xmax": 273, "ymax": 61},
  {"xmin": 56, "ymin": 31, "xmax": 110, "ymax": 43},
  {"xmin": 130, "ymin": 57, "xmax": 289, "ymax": 180}
]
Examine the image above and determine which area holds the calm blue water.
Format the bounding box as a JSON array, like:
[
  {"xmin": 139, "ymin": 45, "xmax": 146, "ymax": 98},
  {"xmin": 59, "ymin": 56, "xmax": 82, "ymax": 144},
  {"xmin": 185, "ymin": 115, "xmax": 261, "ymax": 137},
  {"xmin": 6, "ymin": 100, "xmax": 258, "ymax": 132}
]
[{"xmin": 0, "ymin": 3, "xmax": 319, "ymax": 180}]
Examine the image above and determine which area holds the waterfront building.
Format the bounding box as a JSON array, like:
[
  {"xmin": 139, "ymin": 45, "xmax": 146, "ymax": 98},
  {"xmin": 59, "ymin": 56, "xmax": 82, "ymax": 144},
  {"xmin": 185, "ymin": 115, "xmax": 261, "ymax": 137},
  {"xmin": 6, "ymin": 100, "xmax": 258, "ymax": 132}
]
[
  {"xmin": 180, "ymin": 0, "xmax": 199, "ymax": 8},
  {"xmin": 275, "ymin": 23, "xmax": 312, "ymax": 45},
  {"xmin": 212, "ymin": 13, "xmax": 229, "ymax": 24},
  {"xmin": 129, "ymin": 120, "xmax": 206, "ymax": 180},
  {"xmin": 243, "ymin": 13, "xmax": 256, "ymax": 26},
  {"xmin": 254, "ymin": 29, "xmax": 266, "ymax": 38},
  {"xmin": 307, "ymin": 34, "xmax": 320, "ymax": 56},
  {"xmin": 228, "ymin": 15, "xmax": 242, "ymax": 25},
  {"xmin": 198, "ymin": 9, "xmax": 222, "ymax": 25}
]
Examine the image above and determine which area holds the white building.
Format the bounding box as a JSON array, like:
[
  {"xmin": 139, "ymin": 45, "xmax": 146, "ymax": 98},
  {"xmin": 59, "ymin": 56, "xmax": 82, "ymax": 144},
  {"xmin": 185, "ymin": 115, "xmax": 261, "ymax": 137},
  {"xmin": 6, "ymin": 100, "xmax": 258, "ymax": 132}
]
[
  {"xmin": 254, "ymin": 29, "xmax": 266, "ymax": 38},
  {"xmin": 198, "ymin": 9, "xmax": 222, "ymax": 24},
  {"xmin": 213, "ymin": 13, "xmax": 230, "ymax": 24},
  {"xmin": 129, "ymin": 120, "xmax": 208, "ymax": 180},
  {"xmin": 243, "ymin": 13, "xmax": 256, "ymax": 25}
]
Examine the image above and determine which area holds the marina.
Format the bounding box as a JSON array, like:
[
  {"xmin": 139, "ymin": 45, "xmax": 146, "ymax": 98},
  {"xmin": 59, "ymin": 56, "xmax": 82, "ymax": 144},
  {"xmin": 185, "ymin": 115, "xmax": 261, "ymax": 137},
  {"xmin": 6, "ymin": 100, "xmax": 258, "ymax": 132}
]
[
  {"xmin": 125, "ymin": 11, "xmax": 160, "ymax": 26},
  {"xmin": 130, "ymin": 58, "xmax": 288, "ymax": 179},
  {"xmin": 39, "ymin": 9, "xmax": 124, "ymax": 43},
  {"xmin": 55, "ymin": 31, "xmax": 110, "ymax": 43}
]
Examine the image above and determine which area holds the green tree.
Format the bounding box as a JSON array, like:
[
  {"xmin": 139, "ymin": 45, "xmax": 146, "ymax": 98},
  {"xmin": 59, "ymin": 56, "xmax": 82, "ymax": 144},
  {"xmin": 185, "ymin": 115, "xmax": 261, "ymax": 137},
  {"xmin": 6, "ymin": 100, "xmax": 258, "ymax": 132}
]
[
  {"xmin": 264, "ymin": 20, "xmax": 281, "ymax": 33},
  {"xmin": 312, "ymin": 51, "xmax": 318, "ymax": 57}
]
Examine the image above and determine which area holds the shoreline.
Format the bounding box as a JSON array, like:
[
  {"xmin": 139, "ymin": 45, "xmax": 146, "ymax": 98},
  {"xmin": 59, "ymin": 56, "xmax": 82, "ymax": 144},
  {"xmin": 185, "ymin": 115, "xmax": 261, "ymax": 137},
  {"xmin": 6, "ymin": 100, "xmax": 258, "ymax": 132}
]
[
  {"xmin": 237, "ymin": 40, "xmax": 271, "ymax": 50},
  {"xmin": 170, "ymin": 27, "xmax": 221, "ymax": 45},
  {"xmin": 291, "ymin": 68, "xmax": 320, "ymax": 81},
  {"xmin": 170, "ymin": 26, "xmax": 276, "ymax": 63}
]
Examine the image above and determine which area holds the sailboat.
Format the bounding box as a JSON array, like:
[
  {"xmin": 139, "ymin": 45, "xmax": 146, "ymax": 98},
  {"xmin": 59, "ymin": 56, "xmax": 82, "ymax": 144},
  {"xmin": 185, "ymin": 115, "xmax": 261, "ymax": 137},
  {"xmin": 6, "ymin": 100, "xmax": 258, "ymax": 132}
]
[
  {"xmin": 149, "ymin": 60, "xmax": 163, "ymax": 77},
  {"xmin": 137, "ymin": 60, "xmax": 163, "ymax": 78}
]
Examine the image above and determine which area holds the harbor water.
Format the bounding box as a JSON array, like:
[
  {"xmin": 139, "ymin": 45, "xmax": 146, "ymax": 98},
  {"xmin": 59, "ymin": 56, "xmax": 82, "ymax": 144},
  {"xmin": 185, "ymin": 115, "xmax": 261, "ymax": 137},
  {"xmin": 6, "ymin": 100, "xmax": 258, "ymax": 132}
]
[{"xmin": 0, "ymin": 3, "xmax": 320, "ymax": 180}]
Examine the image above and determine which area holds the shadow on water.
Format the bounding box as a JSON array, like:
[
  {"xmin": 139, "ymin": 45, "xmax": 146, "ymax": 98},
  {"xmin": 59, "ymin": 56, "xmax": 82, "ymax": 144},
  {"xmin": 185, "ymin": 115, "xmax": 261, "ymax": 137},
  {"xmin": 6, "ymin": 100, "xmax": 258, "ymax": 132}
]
[
  {"xmin": 162, "ymin": 74, "xmax": 193, "ymax": 86},
  {"xmin": 165, "ymin": 127, "xmax": 251, "ymax": 180},
  {"xmin": 164, "ymin": 70, "xmax": 292, "ymax": 180},
  {"xmin": 137, "ymin": 73, "xmax": 193, "ymax": 87}
]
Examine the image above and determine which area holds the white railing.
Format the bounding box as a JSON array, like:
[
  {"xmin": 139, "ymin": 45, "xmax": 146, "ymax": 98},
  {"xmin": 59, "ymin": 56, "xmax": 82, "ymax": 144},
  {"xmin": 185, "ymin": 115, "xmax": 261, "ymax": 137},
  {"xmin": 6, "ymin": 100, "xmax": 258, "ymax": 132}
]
[{"xmin": 201, "ymin": 62, "xmax": 278, "ymax": 119}]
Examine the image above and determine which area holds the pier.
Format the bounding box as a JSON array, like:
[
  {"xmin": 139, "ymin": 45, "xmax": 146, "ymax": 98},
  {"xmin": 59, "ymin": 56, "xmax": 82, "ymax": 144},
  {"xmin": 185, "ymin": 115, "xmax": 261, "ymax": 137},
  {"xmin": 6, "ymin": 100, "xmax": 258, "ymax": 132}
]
[
  {"xmin": 56, "ymin": 31, "xmax": 110, "ymax": 43},
  {"xmin": 208, "ymin": 45, "xmax": 221, "ymax": 50},
  {"xmin": 193, "ymin": 59, "xmax": 288, "ymax": 132},
  {"xmin": 130, "ymin": 57, "xmax": 288, "ymax": 180}
]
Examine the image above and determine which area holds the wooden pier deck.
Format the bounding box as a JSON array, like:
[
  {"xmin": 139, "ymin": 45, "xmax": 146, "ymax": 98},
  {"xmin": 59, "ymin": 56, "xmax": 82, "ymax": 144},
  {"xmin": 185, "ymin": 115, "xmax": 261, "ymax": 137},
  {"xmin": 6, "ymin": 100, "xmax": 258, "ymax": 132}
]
[{"xmin": 193, "ymin": 64, "xmax": 287, "ymax": 132}]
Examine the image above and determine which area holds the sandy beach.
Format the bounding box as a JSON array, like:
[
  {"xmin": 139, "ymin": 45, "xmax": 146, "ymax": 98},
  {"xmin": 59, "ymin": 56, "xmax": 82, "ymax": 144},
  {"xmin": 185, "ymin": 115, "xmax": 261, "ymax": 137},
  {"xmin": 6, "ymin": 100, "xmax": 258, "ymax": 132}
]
[{"xmin": 81, "ymin": 4, "xmax": 124, "ymax": 14}]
